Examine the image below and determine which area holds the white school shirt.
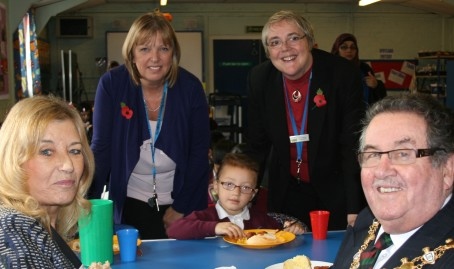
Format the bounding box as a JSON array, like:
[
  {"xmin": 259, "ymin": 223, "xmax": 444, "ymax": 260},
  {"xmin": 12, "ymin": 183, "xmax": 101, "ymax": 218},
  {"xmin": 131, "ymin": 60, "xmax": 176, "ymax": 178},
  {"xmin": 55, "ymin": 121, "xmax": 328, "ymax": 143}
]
[{"xmin": 215, "ymin": 202, "xmax": 250, "ymax": 229}]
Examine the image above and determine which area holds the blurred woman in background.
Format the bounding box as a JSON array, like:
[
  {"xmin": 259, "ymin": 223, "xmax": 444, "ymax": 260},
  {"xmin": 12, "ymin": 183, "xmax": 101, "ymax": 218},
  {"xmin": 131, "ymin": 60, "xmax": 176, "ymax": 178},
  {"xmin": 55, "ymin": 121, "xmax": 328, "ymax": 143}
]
[{"xmin": 331, "ymin": 33, "xmax": 387, "ymax": 106}]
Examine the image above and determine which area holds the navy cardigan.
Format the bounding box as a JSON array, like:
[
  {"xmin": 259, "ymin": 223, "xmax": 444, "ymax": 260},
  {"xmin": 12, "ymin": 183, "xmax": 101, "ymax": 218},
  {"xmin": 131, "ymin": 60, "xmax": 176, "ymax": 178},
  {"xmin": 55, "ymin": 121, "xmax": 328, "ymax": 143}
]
[{"xmin": 90, "ymin": 65, "xmax": 210, "ymax": 223}]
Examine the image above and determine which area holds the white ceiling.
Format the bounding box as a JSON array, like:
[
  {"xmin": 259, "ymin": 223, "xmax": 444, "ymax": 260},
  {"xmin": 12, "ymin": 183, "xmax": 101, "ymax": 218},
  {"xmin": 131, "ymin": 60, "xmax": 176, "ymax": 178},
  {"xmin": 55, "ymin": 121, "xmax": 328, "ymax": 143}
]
[{"xmin": 32, "ymin": 0, "xmax": 454, "ymax": 16}]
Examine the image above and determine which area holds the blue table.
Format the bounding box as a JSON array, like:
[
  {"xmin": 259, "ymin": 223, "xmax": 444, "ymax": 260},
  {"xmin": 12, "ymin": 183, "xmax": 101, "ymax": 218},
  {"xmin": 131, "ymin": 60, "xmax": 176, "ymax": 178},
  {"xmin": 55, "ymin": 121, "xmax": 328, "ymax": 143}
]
[{"xmin": 111, "ymin": 231, "xmax": 345, "ymax": 269}]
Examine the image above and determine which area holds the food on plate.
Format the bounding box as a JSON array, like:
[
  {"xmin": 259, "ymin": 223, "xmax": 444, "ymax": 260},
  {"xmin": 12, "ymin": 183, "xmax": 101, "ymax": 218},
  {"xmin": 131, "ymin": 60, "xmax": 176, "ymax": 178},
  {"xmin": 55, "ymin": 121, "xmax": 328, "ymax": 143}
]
[
  {"xmin": 283, "ymin": 255, "xmax": 311, "ymax": 269},
  {"xmin": 282, "ymin": 255, "xmax": 331, "ymax": 269},
  {"xmin": 69, "ymin": 239, "xmax": 80, "ymax": 252},
  {"xmin": 112, "ymin": 235, "xmax": 121, "ymax": 253},
  {"xmin": 69, "ymin": 235, "xmax": 141, "ymax": 254},
  {"xmin": 224, "ymin": 229, "xmax": 295, "ymax": 249},
  {"xmin": 88, "ymin": 261, "xmax": 111, "ymax": 269},
  {"xmin": 244, "ymin": 230, "xmax": 284, "ymax": 245}
]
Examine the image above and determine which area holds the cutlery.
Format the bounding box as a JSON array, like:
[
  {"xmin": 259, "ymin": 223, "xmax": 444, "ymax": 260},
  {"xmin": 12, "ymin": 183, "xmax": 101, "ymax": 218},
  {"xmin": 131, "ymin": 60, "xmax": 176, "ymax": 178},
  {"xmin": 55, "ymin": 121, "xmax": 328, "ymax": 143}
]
[{"xmin": 276, "ymin": 219, "xmax": 299, "ymax": 233}]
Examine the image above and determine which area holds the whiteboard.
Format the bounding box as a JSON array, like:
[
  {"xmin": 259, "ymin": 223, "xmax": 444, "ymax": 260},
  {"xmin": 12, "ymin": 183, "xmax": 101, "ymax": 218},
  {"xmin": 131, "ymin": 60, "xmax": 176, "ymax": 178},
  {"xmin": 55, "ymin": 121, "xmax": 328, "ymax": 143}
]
[{"xmin": 106, "ymin": 31, "xmax": 203, "ymax": 82}]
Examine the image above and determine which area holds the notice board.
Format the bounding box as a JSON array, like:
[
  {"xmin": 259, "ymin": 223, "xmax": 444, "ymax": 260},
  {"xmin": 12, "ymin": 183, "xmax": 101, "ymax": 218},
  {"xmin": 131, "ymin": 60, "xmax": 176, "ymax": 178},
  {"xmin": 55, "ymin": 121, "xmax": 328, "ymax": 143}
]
[
  {"xmin": 106, "ymin": 31, "xmax": 203, "ymax": 82},
  {"xmin": 365, "ymin": 59, "xmax": 417, "ymax": 91}
]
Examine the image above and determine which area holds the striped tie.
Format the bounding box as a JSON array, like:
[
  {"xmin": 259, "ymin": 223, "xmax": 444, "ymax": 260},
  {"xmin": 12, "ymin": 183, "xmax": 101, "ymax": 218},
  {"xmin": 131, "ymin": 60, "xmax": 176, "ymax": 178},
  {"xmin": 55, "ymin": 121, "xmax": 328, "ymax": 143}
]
[{"xmin": 359, "ymin": 232, "xmax": 393, "ymax": 269}]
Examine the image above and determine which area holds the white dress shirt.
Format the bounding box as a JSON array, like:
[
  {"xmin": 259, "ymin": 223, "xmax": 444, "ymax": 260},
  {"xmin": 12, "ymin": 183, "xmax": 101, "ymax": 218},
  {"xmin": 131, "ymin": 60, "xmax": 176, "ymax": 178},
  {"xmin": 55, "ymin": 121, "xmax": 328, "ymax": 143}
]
[{"xmin": 373, "ymin": 194, "xmax": 452, "ymax": 268}]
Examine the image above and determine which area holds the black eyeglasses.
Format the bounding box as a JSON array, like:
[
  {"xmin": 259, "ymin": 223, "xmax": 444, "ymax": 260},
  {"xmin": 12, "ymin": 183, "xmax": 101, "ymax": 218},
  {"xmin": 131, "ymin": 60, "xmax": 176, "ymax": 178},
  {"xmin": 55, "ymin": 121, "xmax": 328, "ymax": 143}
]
[
  {"xmin": 339, "ymin": 45, "xmax": 357, "ymax": 51},
  {"xmin": 357, "ymin": 148, "xmax": 446, "ymax": 168},
  {"xmin": 219, "ymin": 181, "xmax": 256, "ymax": 194}
]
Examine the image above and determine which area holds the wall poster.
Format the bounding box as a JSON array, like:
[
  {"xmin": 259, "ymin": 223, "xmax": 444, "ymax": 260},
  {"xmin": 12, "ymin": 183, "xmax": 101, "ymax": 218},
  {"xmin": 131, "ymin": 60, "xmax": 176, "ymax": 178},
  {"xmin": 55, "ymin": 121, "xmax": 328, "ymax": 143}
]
[{"xmin": 366, "ymin": 59, "xmax": 417, "ymax": 91}]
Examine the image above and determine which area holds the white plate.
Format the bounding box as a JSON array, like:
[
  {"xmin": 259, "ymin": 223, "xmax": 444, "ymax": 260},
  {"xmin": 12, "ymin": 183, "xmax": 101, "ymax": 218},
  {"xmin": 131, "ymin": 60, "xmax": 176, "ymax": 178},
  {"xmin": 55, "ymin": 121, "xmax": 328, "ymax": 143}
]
[{"xmin": 265, "ymin": 261, "xmax": 333, "ymax": 269}]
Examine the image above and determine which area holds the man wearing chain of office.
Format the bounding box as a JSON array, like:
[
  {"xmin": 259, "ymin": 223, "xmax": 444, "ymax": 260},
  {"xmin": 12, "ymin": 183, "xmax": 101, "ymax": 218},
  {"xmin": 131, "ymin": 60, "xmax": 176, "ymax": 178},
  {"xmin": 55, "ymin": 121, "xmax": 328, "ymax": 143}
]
[{"xmin": 332, "ymin": 94, "xmax": 454, "ymax": 269}]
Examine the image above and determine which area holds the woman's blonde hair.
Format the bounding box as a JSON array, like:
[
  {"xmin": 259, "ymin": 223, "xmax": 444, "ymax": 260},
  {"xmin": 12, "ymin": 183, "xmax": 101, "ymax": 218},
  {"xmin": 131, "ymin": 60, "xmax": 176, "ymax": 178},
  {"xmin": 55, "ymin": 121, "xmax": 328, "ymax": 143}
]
[
  {"xmin": 0, "ymin": 95, "xmax": 94, "ymax": 241},
  {"xmin": 122, "ymin": 10, "xmax": 181, "ymax": 87},
  {"xmin": 261, "ymin": 10, "xmax": 315, "ymax": 57}
]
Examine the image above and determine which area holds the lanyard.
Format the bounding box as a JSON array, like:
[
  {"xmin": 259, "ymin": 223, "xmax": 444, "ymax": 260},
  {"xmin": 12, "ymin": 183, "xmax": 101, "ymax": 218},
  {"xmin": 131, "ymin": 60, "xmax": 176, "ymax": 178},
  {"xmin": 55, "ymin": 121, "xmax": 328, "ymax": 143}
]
[
  {"xmin": 143, "ymin": 81, "xmax": 168, "ymax": 191},
  {"xmin": 283, "ymin": 72, "xmax": 312, "ymax": 179}
]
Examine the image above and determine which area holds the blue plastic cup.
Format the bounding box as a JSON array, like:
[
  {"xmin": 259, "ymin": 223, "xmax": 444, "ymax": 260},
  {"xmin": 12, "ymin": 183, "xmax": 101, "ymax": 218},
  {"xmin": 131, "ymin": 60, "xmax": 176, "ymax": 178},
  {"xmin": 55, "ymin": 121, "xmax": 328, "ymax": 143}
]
[{"xmin": 116, "ymin": 228, "xmax": 139, "ymax": 262}]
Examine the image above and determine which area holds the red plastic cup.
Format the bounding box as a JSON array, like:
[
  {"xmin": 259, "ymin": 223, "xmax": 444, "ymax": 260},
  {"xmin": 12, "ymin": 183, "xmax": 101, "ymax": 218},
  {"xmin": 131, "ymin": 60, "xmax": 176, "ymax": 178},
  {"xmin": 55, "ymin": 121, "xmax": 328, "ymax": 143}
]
[{"xmin": 310, "ymin": 210, "xmax": 330, "ymax": 240}]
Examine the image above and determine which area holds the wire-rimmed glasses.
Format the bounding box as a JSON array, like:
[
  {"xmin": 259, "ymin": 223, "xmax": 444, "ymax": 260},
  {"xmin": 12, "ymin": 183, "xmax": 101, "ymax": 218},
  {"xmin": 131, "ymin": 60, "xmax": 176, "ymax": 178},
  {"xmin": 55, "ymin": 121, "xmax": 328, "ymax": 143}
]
[
  {"xmin": 219, "ymin": 181, "xmax": 256, "ymax": 194},
  {"xmin": 267, "ymin": 34, "xmax": 306, "ymax": 50}
]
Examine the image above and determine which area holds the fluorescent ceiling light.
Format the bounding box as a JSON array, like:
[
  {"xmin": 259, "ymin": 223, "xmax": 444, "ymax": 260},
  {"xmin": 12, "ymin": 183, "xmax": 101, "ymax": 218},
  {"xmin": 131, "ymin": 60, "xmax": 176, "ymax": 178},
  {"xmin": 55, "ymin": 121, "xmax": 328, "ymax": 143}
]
[
  {"xmin": 161, "ymin": 0, "xmax": 167, "ymax": 5},
  {"xmin": 359, "ymin": 0, "xmax": 381, "ymax": 6}
]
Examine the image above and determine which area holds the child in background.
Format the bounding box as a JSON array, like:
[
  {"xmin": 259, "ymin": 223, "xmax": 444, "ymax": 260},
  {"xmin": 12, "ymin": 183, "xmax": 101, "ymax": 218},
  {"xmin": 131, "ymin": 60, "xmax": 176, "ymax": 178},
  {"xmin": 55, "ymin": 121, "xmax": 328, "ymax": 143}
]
[
  {"xmin": 79, "ymin": 101, "xmax": 94, "ymax": 144},
  {"xmin": 166, "ymin": 153, "xmax": 305, "ymax": 239},
  {"xmin": 208, "ymin": 138, "xmax": 237, "ymax": 205},
  {"xmin": 212, "ymin": 139, "xmax": 237, "ymax": 178},
  {"xmin": 107, "ymin": 60, "xmax": 119, "ymax": 70}
]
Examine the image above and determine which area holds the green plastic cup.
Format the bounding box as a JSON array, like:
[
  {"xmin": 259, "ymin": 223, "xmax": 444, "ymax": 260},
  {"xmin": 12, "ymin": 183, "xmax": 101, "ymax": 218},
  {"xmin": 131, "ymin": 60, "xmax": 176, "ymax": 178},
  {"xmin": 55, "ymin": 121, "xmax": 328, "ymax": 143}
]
[{"xmin": 78, "ymin": 199, "xmax": 114, "ymax": 266}]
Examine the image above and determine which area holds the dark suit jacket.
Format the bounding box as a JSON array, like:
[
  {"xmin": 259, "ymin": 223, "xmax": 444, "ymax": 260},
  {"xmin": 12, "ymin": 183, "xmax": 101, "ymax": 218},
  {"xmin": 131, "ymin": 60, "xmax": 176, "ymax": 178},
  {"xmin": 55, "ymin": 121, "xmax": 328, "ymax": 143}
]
[
  {"xmin": 246, "ymin": 48, "xmax": 366, "ymax": 230},
  {"xmin": 332, "ymin": 196, "xmax": 454, "ymax": 268}
]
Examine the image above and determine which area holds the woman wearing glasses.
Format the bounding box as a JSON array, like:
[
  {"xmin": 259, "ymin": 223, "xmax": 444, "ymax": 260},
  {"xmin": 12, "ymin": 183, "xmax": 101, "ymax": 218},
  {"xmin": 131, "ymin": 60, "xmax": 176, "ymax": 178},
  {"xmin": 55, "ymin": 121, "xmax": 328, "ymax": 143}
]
[
  {"xmin": 331, "ymin": 33, "xmax": 387, "ymax": 106},
  {"xmin": 166, "ymin": 153, "xmax": 305, "ymax": 239},
  {"xmin": 245, "ymin": 10, "xmax": 366, "ymax": 231}
]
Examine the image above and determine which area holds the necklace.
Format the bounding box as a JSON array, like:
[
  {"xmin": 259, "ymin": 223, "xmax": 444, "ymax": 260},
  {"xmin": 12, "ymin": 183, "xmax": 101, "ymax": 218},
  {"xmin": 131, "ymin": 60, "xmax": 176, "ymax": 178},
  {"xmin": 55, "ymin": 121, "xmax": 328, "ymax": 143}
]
[
  {"xmin": 396, "ymin": 239, "xmax": 454, "ymax": 268},
  {"xmin": 148, "ymin": 104, "xmax": 161, "ymax": 112},
  {"xmin": 349, "ymin": 219, "xmax": 380, "ymax": 269},
  {"xmin": 144, "ymin": 94, "xmax": 163, "ymax": 113},
  {"xmin": 292, "ymin": 90, "xmax": 302, "ymax": 102},
  {"xmin": 349, "ymin": 220, "xmax": 454, "ymax": 269}
]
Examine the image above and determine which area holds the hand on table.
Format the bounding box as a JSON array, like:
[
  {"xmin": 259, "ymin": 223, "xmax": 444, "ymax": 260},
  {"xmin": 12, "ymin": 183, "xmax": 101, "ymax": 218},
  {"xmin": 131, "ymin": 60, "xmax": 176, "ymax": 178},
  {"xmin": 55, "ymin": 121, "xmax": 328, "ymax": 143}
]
[
  {"xmin": 283, "ymin": 220, "xmax": 306, "ymax": 235},
  {"xmin": 215, "ymin": 222, "xmax": 245, "ymax": 238}
]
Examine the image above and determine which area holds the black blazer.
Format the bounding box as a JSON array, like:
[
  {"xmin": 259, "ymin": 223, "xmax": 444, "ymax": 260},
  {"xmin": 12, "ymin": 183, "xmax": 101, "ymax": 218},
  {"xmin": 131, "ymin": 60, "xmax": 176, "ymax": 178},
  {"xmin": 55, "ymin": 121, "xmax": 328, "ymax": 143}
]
[
  {"xmin": 246, "ymin": 48, "xmax": 366, "ymax": 230},
  {"xmin": 332, "ymin": 197, "xmax": 454, "ymax": 268}
]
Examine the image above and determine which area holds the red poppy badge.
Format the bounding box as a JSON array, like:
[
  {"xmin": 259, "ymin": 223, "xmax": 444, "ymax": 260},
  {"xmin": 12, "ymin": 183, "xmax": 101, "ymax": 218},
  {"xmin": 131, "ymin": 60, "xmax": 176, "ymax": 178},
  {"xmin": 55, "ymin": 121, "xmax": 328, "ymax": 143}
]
[
  {"xmin": 121, "ymin": 102, "xmax": 133, "ymax": 119},
  {"xmin": 313, "ymin": 89, "xmax": 327, "ymax": 109}
]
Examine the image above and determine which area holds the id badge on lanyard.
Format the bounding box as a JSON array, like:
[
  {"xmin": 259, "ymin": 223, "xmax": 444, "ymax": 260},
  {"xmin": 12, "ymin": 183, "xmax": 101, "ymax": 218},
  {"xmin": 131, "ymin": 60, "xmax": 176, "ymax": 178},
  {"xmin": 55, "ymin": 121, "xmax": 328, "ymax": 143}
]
[{"xmin": 290, "ymin": 134, "xmax": 310, "ymax": 143}]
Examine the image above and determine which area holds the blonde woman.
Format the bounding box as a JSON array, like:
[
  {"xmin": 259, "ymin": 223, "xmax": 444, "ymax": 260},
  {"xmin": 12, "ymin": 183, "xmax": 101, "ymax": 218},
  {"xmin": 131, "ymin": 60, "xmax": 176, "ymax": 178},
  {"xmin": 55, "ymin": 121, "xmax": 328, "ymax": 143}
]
[
  {"xmin": 90, "ymin": 11, "xmax": 210, "ymax": 239},
  {"xmin": 0, "ymin": 95, "xmax": 94, "ymax": 268}
]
